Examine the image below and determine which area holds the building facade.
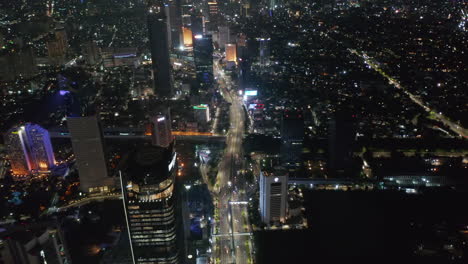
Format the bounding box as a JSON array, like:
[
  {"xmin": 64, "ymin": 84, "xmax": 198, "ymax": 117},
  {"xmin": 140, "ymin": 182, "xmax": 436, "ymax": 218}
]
[
  {"xmin": 67, "ymin": 116, "xmax": 114, "ymax": 192},
  {"xmin": 165, "ymin": 0, "xmax": 183, "ymax": 49},
  {"xmin": 47, "ymin": 28, "xmax": 68, "ymax": 66},
  {"xmin": 193, "ymin": 104, "xmax": 210, "ymax": 124},
  {"xmin": 193, "ymin": 34, "xmax": 214, "ymax": 91},
  {"xmin": 259, "ymin": 168, "xmax": 288, "ymax": 225},
  {"xmin": 150, "ymin": 112, "xmax": 174, "ymax": 148},
  {"xmin": 328, "ymin": 110, "xmax": 356, "ymax": 175},
  {"xmin": 121, "ymin": 145, "xmax": 179, "ymax": 264},
  {"xmin": 148, "ymin": 3, "xmax": 173, "ymax": 98},
  {"xmin": 4, "ymin": 124, "xmax": 55, "ymax": 176},
  {"xmin": 0, "ymin": 225, "xmax": 70, "ymax": 264},
  {"xmin": 225, "ymin": 43, "xmax": 237, "ymax": 63},
  {"xmin": 280, "ymin": 111, "xmax": 304, "ymax": 171}
]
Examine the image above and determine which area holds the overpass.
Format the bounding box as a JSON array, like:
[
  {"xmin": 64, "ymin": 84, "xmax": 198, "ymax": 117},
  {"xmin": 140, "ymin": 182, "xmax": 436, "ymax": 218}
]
[
  {"xmin": 45, "ymin": 193, "xmax": 123, "ymax": 215},
  {"xmin": 48, "ymin": 127, "xmax": 225, "ymax": 142},
  {"xmin": 288, "ymin": 178, "xmax": 369, "ymax": 186}
]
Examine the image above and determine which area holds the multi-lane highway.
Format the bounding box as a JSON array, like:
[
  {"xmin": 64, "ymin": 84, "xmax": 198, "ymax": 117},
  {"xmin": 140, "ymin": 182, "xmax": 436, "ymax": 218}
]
[{"xmin": 212, "ymin": 61, "xmax": 253, "ymax": 264}]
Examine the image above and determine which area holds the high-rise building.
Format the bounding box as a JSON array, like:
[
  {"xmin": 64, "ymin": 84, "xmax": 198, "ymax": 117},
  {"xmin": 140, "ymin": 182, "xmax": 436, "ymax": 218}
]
[
  {"xmin": 193, "ymin": 104, "xmax": 211, "ymax": 124},
  {"xmin": 0, "ymin": 224, "xmax": 71, "ymax": 264},
  {"xmin": 0, "ymin": 47, "xmax": 37, "ymax": 82},
  {"xmin": 190, "ymin": 14, "xmax": 204, "ymax": 36},
  {"xmin": 258, "ymin": 37, "xmax": 271, "ymax": 66},
  {"xmin": 280, "ymin": 111, "xmax": 304, "ymax": 169},
  {"xmin": 207, "ymin": 1, "xmax": 219, "ymax": 17},
  {"xmin": 259, "ymin": 168, "xmax": 288, "ymax": 225},
  {"xmin": 182, "ymin": 27, "xmax": 193, "ymax": 47},
  {"xmin": 165, "ymin": 0, "xmax": 183, "ymax": 49},
  {"xmin": 150, "ymin": 112, "xmax": 174, "ymax": 148},
  {"xmin": 148, "ymin": 3, "xmax": 173, "ymax": 98},
  {"xmin": 120, "ymin": 144, "xmax": 179, "ymax": 264},
  {"xmin": 217, "ymin": 26, "xmax": 231, "ymax": 49},
  {"xmin": 47, "ymin": 28, "xmax": 68, "ymax": 66},
  {"xmin": 4, "ymin": 124, "xmax": 55, "ymax": 176},
  {"xmin": 83, "ymin": 41, "xmax": 101, "ymax": 65},
  {"xmin": 328, "ymin": 110, "xmax": 356, "ymax": 175},
  {"xmin": 193, "ymin": 34, "xmax": 214, "ymax": 91},
  {"xmin": 67, "ymin": 116, "xmax": 114, "ymax": 193},
  {"xmin": 225, "ymin": 43, "xmax": 237, "ymax": 63}
]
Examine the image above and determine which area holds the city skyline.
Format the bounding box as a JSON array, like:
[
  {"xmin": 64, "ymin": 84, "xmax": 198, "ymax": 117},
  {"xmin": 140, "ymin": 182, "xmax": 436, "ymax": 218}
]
[{"xmin": 0, "ymin": 0, "xmax": 467, "ymax": 263}]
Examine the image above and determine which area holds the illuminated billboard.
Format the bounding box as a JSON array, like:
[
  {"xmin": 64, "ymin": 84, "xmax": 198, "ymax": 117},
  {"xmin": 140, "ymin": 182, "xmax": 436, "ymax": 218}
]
[
  {"xmin": 193, "ymin": 104, "xmax": 208, "ymax": 110},
  {"xmin": 245, "ymin": 90, "xmax": 257, "ymax": 96}
]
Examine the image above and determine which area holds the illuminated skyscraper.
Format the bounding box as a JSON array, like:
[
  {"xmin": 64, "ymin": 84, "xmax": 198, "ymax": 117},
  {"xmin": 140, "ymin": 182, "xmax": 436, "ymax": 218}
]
[
  {"xmin": 151, "ymin": 111, "xmax": 174, "ymax": 148},
  {"xmin": 121, "ymin": 144, "xmax": 179, "ymax": 264},
  {"xmin": 259, "ymin": 168, "xmax": 288, "ymax": 225},
  {"xmin": 193, "ymin": 34, "xmax": 214, "ymax": 91},
  {"xmin": 182, "ymin": 27, "xmax": 193, "ymax": 47},
  {"xmin": 225, "ymin": 43, "xmax": 237, "ymax": 63},
  {"xmin": 4, "ymin": 123, "xmax": 55, "ymax": 176},
  {"xmin": 148, "ymin": 2, "xmax": 173, "ymax": 98},
  {"xmin": 67, "ymin": 116, "xmax": 114, "ymax": 192}
]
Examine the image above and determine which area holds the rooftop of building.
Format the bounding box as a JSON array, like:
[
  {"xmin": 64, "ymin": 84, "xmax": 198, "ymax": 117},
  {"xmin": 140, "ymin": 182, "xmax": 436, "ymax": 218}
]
[
  {"xmin": 121, "ymin": 143, "xmax": 174, "ymax": 185},
  {"xmin": 262, "ymin": 166, "xmax": 288, "ymax": 177}
]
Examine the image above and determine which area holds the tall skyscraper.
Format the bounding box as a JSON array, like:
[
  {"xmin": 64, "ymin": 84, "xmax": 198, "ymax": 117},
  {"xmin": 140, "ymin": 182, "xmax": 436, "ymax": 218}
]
[
  {"xmin": 165, "ymin": 0, "xmax": 183, "ymax": 49},
  {"xmin": 148, "ymin": 2, "xmax": 173, "ymax": 98},
  {"xmin": 4, "ymin": 123, "xmax": 55, "ymax": 176},
  {"xmin": 280, "ymin": 111, "xmax": 304, "ymax": 170},
  {"xmin": 193, "ymin": 34, "xmax": 214, "ymax": 91},
  {"xmin": 182, "ymin": 27, "xmax": 193, "ymax": 47},
  {"xmin": 120, "ymin": 144, "xmax": 179, "ymax": 264},
  {"xmin": 259, "ymin": 168, "xmax": 288, "ymax": 225},
  {"xmin": 217, "ymin": 26, "xmax": 231, "ymax": 49},
  {"xmin": 258, "ymin": 37, "xmax": 271, "ymax": 66},
  {"xmin": 67, "ymin": 116, "xmax": 114, "ymax": 192},
  {"xmin": 225, "ymin": 43, "xmax": 237, "ymax": 63},
  {"xmin": 190, "ymin": 14, "xmax": 204, "ymax": 36},
  {"xmin": 328, "ymin": 110, "xmax": 356, "ymax": 175},
  {"xmin": 150, "ymin": 111, "xmax": 174, "ymax": 148}
]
